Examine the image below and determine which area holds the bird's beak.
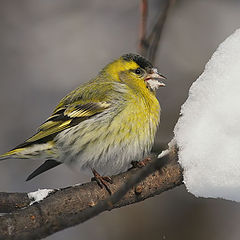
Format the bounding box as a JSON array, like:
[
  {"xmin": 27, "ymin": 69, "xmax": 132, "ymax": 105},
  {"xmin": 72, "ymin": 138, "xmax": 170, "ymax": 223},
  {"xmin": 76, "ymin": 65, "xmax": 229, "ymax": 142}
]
[{"xmin": 144, "ymin": 68, "xmax": 166, "ymax": 90}]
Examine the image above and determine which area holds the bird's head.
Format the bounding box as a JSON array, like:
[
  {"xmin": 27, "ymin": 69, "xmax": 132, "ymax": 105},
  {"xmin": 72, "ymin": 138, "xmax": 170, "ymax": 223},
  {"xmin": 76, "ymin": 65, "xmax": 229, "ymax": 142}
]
[{"xmin": 104, "ymin": 53, "xmax": 166, "ymax": 91}]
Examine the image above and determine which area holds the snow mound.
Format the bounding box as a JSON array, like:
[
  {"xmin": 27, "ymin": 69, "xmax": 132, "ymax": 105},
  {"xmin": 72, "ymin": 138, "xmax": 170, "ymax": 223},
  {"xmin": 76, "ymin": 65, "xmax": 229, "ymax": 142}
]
[{"xmin": 174, "ymin": 29, "xmax": 240, "ymax": 202}]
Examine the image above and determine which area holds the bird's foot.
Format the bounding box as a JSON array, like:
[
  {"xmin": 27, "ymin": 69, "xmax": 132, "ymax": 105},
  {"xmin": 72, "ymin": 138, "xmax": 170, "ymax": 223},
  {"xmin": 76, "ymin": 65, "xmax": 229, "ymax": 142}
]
[
  {"xmin": 131, "ymin": 157, "xmax": 152, "ymax": 168},
  {"xmin": 91, "ymin": 169, "xmax": 113, "ymax": 195}
]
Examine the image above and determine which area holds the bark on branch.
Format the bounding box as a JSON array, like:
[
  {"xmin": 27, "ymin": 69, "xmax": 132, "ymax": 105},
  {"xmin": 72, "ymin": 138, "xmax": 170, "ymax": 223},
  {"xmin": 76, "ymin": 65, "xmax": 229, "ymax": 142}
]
[{"xmin": 0, "ymin": 148, "xmax": 182, "ymax": 240}]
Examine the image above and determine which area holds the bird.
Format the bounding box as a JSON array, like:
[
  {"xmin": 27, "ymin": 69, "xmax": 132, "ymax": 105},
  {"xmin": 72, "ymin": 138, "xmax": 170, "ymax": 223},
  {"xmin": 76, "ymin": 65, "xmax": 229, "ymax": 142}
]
[{"xmin": 0, "ymin": 53, "xmax": 165, "ymax": 190}]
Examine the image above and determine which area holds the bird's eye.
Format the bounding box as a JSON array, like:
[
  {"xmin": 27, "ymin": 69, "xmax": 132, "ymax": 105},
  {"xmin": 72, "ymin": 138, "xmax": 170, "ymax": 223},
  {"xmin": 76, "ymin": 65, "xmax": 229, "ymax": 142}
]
[{"xmin": 134, "ymin": 68, "xmax": 143, "ymax": 75}]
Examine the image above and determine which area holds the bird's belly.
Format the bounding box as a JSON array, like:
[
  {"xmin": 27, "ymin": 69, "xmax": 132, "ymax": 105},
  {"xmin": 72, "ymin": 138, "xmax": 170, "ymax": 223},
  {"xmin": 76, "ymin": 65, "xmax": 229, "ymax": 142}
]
[{"xmin": 55, "ymin": 103, "xmax": 159, "ymax": 175}]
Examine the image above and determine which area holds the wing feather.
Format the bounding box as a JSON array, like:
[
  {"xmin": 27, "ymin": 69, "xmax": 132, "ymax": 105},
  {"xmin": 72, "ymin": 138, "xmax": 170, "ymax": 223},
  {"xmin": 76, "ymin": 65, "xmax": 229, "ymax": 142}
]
[
  {"xmin": 26, "ymin": 102, "xmax": 111, "ymax": 144},
  {"xmin": 12, "ymin": 80, "xmax": 116, "ymax": 150}
]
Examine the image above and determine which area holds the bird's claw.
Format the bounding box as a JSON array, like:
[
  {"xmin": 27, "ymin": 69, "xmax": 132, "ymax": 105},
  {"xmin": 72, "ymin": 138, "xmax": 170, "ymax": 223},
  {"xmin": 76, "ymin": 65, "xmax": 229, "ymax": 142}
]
[
  {"xmin": 91, "ymin": 169, "xmax": 113, "ymax": 195},
  {"xmin": 131, "ymin": 157, "xmax": 152, "ymax": 168}
]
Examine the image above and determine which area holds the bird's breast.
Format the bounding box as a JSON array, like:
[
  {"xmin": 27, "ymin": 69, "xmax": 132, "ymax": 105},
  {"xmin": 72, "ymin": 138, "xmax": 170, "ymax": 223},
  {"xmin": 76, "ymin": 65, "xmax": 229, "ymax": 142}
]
[{"xmin": 55, "ymin": 89, "xmax": 160, "ymax": 175}]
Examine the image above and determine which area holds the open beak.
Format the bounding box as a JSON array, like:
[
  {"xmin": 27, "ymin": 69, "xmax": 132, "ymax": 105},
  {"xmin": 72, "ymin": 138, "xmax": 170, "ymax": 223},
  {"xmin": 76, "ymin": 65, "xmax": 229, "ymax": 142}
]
[{"xmin": 144, "ymin": 68, "xmax": 166, "ymax": 90}]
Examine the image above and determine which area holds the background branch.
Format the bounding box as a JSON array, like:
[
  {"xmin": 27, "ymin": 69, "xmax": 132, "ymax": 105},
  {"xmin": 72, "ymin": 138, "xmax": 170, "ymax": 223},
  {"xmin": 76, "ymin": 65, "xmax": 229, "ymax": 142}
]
[
  {"xmin": 138, "ymin": 0, "xmax": 148, "ymax": 56},
  {"xmin": 138, "ymin": 0, "xmax": 175, "ymax": 63}
]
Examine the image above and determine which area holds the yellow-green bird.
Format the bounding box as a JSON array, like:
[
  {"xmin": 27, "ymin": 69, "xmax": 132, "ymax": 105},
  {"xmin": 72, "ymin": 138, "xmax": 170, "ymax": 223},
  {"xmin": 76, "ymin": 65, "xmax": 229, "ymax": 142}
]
[{"xmin": 0, "ymin": 53, "xmax": 165, "ymax": 184}]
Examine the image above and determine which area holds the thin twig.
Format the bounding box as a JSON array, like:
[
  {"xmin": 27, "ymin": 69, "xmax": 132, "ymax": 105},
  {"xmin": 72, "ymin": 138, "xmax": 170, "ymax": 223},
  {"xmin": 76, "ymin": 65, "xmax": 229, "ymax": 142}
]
[
  {"xmin": 138, "ymin": 0, "xmax": 148, "ymax": 56},
  {"xmin": 147, "ymin": 0, "xmax": 175, "ymax": 63},
  {"xmin": 138, "ymin": 0, "xmax": 175, "ymax": 63}
]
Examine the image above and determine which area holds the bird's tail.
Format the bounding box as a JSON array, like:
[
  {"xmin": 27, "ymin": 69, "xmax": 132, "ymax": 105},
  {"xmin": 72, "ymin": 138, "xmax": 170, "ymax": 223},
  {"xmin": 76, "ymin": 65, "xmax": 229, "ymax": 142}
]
[
  {"xmin": 0, "ymin": 148, "xmax": 22, "ymax": 161},
  {"xmin": 0, "ymin": 142, "xmax": 55, "ymax": 161},
  {"xmin": 0, "ymin": 144, "xmax": 61, "ymax": 181}
]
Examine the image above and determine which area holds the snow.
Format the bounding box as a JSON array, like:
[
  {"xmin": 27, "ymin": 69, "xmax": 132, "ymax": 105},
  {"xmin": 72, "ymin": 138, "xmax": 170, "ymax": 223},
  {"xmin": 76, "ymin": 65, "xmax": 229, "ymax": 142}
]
[
  {"xmin": 174, "ymin": 29, "xmax": 240, "ymax": 202},
  {"xmin": 158, "ymin": 149, "xmax": 170, "ymax": 159},
  {"xmin": 147, "ymin": 79, "xmax": 165, "ymax": 90},
  {"xmin": 28, "ymin": 189, "xmax": 54, "ymax": 205},
  {"xmin": 146, "ymin": 68, "xmax": 166, "ymax": 90}
]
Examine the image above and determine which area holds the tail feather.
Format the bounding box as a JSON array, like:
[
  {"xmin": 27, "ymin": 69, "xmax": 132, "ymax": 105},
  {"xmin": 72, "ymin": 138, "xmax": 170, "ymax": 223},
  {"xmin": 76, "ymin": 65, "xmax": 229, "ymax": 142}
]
[
  {"xmin": 0, "ymin": 148, "xmax": 23, "ymax": 161},
  {"xmin": 0, "ymin": 141, "xmax": 54, "ymax": 161},
  {"xmin": 26, "ymin": 160, "xmax": 62, "ymax": 181},
  {"xmin": 1, "ymin": 141, "xmax": 61, "ymax": 180},
  {"xmin": 0, "ymin": 155, "xmax": 10, "ymax": 161}
]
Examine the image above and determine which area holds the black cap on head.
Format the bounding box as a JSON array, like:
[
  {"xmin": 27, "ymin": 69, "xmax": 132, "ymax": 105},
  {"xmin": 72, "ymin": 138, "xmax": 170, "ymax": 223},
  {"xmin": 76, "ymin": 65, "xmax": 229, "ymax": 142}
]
[{"xmin": 122, "ymin": 53, "xmax": 153, "ymax": 70}]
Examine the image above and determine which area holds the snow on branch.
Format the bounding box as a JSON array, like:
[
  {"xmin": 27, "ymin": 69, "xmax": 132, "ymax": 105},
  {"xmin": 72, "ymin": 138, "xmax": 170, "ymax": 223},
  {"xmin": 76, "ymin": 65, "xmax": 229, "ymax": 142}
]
[{"xmin": 28, "ymin": 189, "xmax": 55, "ymax": 205}]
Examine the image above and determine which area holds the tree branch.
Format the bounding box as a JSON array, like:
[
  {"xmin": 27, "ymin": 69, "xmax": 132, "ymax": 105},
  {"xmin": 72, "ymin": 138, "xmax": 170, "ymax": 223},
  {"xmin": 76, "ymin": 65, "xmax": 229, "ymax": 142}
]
[
  {"xmin": 0, "ymin": 192, "xmax": 30, "ymax": 213},
  {"xmin": 138, "ymin": 0, "xmax": 175, "ymax": 63},
  {"xmin": 138, "ymin": 0, "xmax": 148, "ymax": 56},
  {"xmin": 0, "ymin": 148, "xmax": 182, "ymax": 240},
  {"xmin": 147, "ymin": 0, "xmax": 175, "ymax": 63}
]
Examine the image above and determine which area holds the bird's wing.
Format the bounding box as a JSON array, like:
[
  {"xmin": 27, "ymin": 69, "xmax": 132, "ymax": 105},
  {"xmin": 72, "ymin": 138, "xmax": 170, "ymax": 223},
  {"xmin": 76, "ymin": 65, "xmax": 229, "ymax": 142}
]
[
  {"xmin": 13, "ymin": 80, "xmax": 115, "ymax": 150},
  {"xmin": 24, "ymin": 101, "xmax": 111, "ymax": 145}
]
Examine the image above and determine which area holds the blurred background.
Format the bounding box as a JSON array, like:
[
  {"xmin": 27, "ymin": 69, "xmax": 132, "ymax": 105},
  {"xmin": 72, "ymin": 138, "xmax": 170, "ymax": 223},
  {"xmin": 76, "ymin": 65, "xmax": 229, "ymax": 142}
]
[{"xmin": 1, "ymin": 0, "xmax": 240, "ymax": 239}]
